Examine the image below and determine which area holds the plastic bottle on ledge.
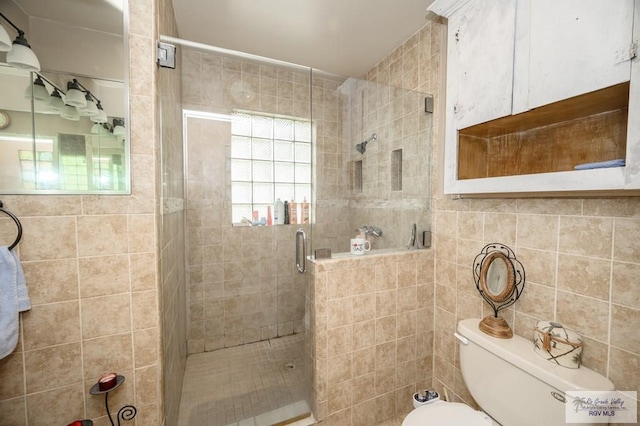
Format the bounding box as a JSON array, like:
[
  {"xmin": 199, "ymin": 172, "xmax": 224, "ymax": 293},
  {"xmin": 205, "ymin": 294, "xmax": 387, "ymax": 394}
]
[
  {"xmin": 289, "ymin": 199, "xmax": 297, "ymax": 224},
  {"xmin": 301, "ymin": 197, "xmax": 310, "ymax": 224},
  {"xmin": 274, "ymin": 198, "xmax": 285, "ymax": 225},
  {"xmin": 283, "ymin": 200, "xmax": 289, "ymax": 224},
  {"xmin": 267, "ymin": 206, "xmax": 273, "ymax": 226}
]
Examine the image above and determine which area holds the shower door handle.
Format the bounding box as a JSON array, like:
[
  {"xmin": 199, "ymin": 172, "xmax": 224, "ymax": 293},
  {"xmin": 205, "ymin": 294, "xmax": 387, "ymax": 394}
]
[{"xmin": 296, "ymin": 228, "xmax": 307, "ymax": 273}]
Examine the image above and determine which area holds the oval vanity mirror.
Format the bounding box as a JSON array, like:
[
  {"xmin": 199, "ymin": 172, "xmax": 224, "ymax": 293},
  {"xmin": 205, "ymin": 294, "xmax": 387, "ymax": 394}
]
[
  {"xmin": 0, "ymin": 0, "xmax": 129, "ymax": 194},
  {"xmin": 479, "ymin": 251, "xmax": 515, "ymax": 302},
  {"xmin": 473, "ymin": 244, "xmax": 526, "ymax": 339}
]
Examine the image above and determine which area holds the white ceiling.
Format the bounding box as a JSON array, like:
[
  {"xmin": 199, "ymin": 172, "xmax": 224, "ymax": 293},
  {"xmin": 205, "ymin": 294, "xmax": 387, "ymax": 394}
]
[
  {"xmin": 11, "ymin": 0, "xmax": 123, "ymax": 35},
  {"xmin": 171, "ymin": 0, "xmax": 435, "ymax": 77}
]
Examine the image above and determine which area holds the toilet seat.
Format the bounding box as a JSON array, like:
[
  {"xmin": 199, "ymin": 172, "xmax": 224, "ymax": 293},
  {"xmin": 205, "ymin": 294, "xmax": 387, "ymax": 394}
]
[{"xmin": 402, "ymin": 401, "xmax": 497, "ymax": 426}]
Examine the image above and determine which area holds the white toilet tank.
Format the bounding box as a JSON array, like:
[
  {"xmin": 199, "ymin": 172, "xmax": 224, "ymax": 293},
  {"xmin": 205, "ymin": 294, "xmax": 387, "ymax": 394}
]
[{"xmin": 456, "ymin": 319, "xmax": 615, "ymax": 426}]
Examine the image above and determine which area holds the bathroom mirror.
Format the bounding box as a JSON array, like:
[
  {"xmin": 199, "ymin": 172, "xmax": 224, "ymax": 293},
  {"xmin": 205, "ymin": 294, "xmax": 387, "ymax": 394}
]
[
  {"xmin": 479, "ymin": 252, "xmax": 515, "ymax": 302},
  {"xmin": 473, "ymin": 243, "xmax": 526, "ymax": 339},
  {"xmin": 0, "ymin": 0, "xmax": 129, "ymax": 194}
]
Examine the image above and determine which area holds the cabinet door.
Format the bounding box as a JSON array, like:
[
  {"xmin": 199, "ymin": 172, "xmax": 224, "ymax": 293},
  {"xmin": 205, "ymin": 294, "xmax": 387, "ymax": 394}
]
[
  {"xmin": 515, "ymin": 0, "xmax": 635, "ymax": 113},
  {"xmin": 448, "ymin": 0, "xmax": 516, "ymax": 129}
]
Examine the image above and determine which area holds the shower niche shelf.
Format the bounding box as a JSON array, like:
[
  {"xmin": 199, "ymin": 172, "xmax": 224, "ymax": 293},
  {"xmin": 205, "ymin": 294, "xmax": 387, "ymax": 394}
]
[{"xmin": 391, "ymin": 149, "xmax": 403, "ymax": 191}]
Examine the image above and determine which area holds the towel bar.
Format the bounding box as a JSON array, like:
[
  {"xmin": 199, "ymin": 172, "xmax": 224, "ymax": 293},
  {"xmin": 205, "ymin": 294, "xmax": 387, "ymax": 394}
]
[{"xmin": 0, "ymin": 200, "xmax": 22, "ymax": 250}]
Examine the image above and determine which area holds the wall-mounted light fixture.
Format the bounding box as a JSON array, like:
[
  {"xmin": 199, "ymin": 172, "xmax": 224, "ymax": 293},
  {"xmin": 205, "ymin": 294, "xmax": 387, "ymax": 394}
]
[
  {"xmin": 27, "ymin": 74, "xmax": 111, "ymax": 125},
  {"xmin": 91, "ymin": 117, "xmax": 126, "ymax": 138},
  {"xmin": 0, "ymin": 12, "xmax": 40, "ymax": 71}
]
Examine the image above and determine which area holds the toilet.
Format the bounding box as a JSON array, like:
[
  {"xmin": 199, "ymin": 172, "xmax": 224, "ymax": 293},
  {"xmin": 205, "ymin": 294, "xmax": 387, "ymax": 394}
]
[{"xmin": 403, "ymin": 318, "xmax": 616, "ymax": 426}]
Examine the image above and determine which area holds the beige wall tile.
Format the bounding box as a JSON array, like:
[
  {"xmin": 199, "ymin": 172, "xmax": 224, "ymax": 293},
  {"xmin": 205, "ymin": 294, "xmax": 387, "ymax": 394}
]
[
  {"xmin": 518, "ymin": 199, "xmax": 583, "ymax": 216},
  {"xmin": 613, "ymin": 218, "xmax": 640, "ymax": 263},
  {"xmin": 19, "ymin": 217, "xmax": 77, "ymax": 261},
  {"xmin": 353, "ymin": 397, "xmax": 377, "ymax": 426},
  {"xmin": 0, "ymin": 353, "xmax": 24, "ymax": 400},
  {"xmin": 612, "ymin": 261, "xmax": 640, "ymax": 310},
  {"xmin": 517, "ymin": 214, "xmax": 558, "ymax": 251},
  {"xmin": 129, "ymin": 253, "xmax": 156, "ymax": 291},
  {"xmin": 436, "ymin": 283, "xmax": 456, "ymax": 313},
  {"xmin": 22, "ymin": 301, "xmax": 80, "ymax": 350},
  {"xmin": 24, "ymin": 343, "xmax": 82, "ymax": 393},
  {"xmin": 26, "ymin": 383, "xmax": 84, "ymax": 426},
  {"xmin": 327, "ymin": 325, "xmax": 353, "ymax": 357},
  {"xmin": 397, "ymin": 311, "xmax": 417, "ymax": 338},
  {"xmin": 328, "ymin": 297, "xmax": 353, "ymax": 329},
  {"xmin": 81, "ymin": 294, "xmax": 132, "ymax": 339},
  {"xmin": 22, "ymin": 259, "xmax": 78, "ymax": 305},
  {"xmin": 610, "ymin": 304, "xmax": 640, "ymax": 354},
  {"xmin": 328, "ymin": 380, "xmax": 352, "ymax": 414},
  {"xmin": 559, "ymin": 216, "xmax": 613, "ymax": 258},
  {"xmin": 557, "ymin": 291, "xmax": 610, "ymax": 342},
  {"xmin": 516, "ymin": 248, "xmax": 556, "ymax": 288},
  {"xmin": 583, "ymin": 198, "xmax": 640, "ymax": 218},
  {"xmin": 435, "ymin": 211, "xmax": 457, "ymax": 239},
  {"xmin": 135, "ymin": 364, "xmax": 159, "ymax": 406},
  {"xmin": 374, "ymin": 391, "xmax": 396, "ymax": 423},
  {"xmin": 128, "ymin": 214, "xmax": 157, "ymax": 253},
  {"xmin": 376, "ymin": 290, "xmax": 397, "ymax": 318},
  {"xmin": 0, "ymin": 397, "xmax": 26, "ymax": 426},
  {"xmin": 376, "ymin": 341, "xmax": 397, "ymax": 371},
  {"xmin": 484, "ymin": 213, "xmax": 516, "ymax": 246},
  {"xmin": 77, "ymin": 215, "xmax": 128, "ymax": 257},
  {"xmin": 351, "ymin": 344, "xmax": 376, "ymax": 379},
  {"xmin": 133, "ymin": 328, "xmax": 159, "ymax": 368},
  {"xmin": 516, "ymin": 282, "xmax": 555, "ymax": 320},
  {"xmin": 580, "ymin": 336, "xmax": 608, "ymax": 375},
  {"xmin": 132, "ymin": 290, "xmax": 159, "ymax": 330},
  {"xmin": 327, "ymin": 354, "xmax": 352, "ymax": 385},
  {"xmin": 0, "ymin": 196, "xmax": 81, "ymax": 217},
  {"xmin": 397, "ymin": 261, "xmax": 417, "ymax": 287},
  {"xmin": 82, "ymin": 333, "xmax": 133, "ymax": 380},
  {"xmin": 608, "ymin": 346, "xmax": 640, "ymax": 392},
  {"xmin": 353, "ymin": 320, "xmax": 375, "ymax": 351},
  {"xmin": 458, "ymin": 212, "xmax": 483, "ymax": 241},
  {"xmin": 79, "ymin": 255, "xmax": 130, "ymax": 298},
  {"xmin": 134, "ymin": 403, "xmax": 160, "ymax": 426},
  {"xmin": 375, "ymin": 316, "xmax": 396, "ymax": 344},
  {"xmin": 397, "ymin": 286, "xmax": 417, "ymax": 313},
  {"xmin": 557, "ymin": 254, "xmax": 611, "ymax": 300},
  {"xmin": 376, "ymin": 264, "xmax": 397, "ymax": 291},
  {"xmin": 352, "ymin": 293, "xmax": 375, "ymax": 323}
]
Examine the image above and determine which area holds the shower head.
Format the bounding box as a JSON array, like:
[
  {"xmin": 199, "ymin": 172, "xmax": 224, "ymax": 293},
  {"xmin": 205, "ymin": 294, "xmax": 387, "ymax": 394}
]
[{"xmin": 355, "ymin": 133, "xmax": 377, "ymax": 154}]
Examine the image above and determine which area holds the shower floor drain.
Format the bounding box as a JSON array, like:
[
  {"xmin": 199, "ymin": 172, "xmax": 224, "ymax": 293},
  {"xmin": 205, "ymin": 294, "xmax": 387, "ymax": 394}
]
[{"xmin": 284, "ymin": 363, "xmax": 296, "ymax": 370}]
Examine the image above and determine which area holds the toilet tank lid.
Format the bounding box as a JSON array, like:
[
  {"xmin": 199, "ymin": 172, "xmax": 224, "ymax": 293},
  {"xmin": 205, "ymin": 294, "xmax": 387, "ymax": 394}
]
[{"xmin": 458, "ymin": 319, "xmax": 615, "ymax": 393}]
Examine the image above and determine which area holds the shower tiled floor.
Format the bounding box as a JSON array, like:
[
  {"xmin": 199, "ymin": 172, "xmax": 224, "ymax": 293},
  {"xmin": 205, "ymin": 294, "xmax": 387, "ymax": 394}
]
[{"xmin": 177, "ymin": 333, "xmax": 311, "ymax": 426}]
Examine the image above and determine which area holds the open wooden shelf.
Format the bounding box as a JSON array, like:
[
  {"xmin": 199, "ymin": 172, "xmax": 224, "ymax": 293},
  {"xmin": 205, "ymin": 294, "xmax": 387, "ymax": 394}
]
[{"xmin": 458, "ymin": 82, "xmax": 630, "ymax": 180}]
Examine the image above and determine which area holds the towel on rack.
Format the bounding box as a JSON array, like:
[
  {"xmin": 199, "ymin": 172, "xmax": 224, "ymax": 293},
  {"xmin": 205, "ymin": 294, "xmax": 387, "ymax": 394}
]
[{"xmin": 0, "ymin": 246, "xmax": 30, "ymax": 360}]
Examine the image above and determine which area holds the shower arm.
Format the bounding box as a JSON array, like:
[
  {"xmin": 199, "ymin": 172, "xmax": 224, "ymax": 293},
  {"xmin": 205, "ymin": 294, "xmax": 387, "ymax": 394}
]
[{"xmin": 356, "ymin": 132, "xmax": 377, "ymax": 154}]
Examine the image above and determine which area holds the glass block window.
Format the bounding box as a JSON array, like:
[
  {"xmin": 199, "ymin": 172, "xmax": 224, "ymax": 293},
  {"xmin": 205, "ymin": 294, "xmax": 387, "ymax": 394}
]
[{"xmin": 231, "ymin": 112, "xmax": 312, "ymax": 224}]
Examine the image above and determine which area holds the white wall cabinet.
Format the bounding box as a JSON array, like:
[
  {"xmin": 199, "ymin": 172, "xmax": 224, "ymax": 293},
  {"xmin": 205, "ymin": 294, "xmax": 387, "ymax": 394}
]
[
  {"xmin": 513, "ymin": 0, "xmax": 635, "ymax": 114},
  {"xmin": 447, "ymin": 0, "xmax": 515, "ymax": 129},
  {"xmin": 429, "ymin": 0, "xmax": 640, "ymax": 195}
]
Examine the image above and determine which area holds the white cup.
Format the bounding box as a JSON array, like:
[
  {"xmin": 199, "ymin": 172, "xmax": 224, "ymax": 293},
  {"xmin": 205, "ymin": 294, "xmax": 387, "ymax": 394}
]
[{"xmin": 350, "ymin": 238, "xmax": 371, "ymax": 255}]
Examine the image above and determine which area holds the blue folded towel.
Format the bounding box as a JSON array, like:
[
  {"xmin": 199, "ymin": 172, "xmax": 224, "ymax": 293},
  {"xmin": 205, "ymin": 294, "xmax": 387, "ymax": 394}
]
[
  {"xmin": 0, "ymin": 246, "xmax": 30, "ymax": 360},
  {"xmin": 574, "ymin": 159, "xmax": 625, "ymax": 170}
]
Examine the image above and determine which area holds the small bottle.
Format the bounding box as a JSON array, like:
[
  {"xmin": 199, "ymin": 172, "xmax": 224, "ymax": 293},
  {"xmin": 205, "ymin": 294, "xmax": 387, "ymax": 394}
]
[
  {"xmin": 283, "ymin": 200, "xmax": 289, "ymax": 224},
  {"xmin": 267, "ymin": 206, "xmax": 273, "ymax": 226},
  {"xmin": 301, "ymin": 197, "xmax": 310, "ymax": 224},
  {"xmin": 274, "ymin": 198, "xmax": 285, "ymax": 225},
  {"xmin": 289, "ymin": 199, "xmax": 297, "ymax": 224}
]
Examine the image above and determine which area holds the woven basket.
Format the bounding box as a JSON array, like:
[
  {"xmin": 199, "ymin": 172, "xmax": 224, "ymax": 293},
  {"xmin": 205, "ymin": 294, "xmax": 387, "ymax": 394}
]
[{"xmin": 533, "ymin": 321, "xmax": 583, "ymax": 369}]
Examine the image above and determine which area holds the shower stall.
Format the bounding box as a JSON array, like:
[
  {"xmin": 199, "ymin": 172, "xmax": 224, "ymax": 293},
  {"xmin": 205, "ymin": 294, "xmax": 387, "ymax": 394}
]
[{"xmin": 162, "ymin": 39, "xmax": 433, "ymax": 425}]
